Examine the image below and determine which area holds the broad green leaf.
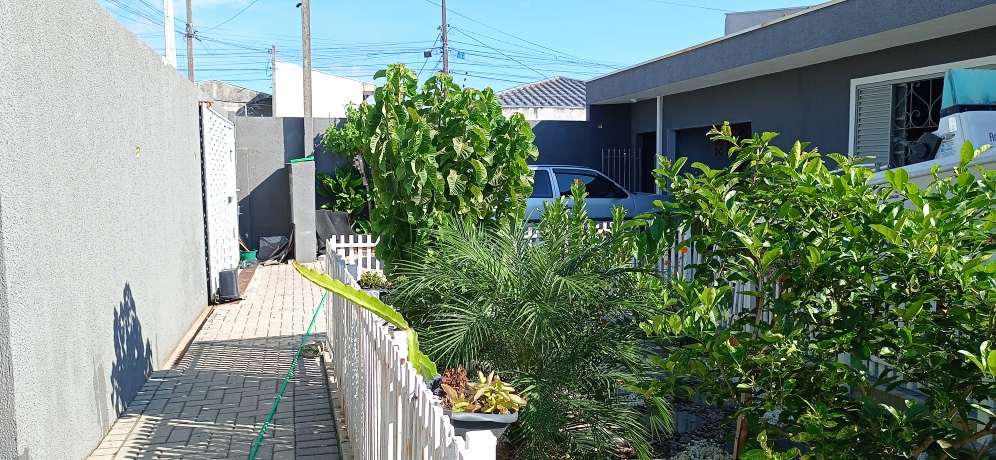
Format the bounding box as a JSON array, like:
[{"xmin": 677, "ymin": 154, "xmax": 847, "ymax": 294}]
[
  {"xmin": 960, "ymin": 140, "xmax": 977, "ymax": 168},
  {"xmin": 293, "ymin": 261, "xmax": 409, "ymax": 330},
  {"xmin": 870, "ymin": 224, "xmax": 900, "ymax": 244},
  {"xmin": 294, "ymin": 261, "xmax": 439, "ymax": 380}
]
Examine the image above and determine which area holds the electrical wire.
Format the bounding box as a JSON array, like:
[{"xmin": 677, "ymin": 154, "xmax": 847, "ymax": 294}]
[
  {"xmin": 421, "ymin": 0, "xmax": 597, "ymax": 63},
  {"xmin": 418, "ymin": 32, "xmax": 443, "ymax": 79},
  {"xmin": 449, "ymin": 27, "xmax": 546, "ymax": 79},
  {"xmin": 204, "ymin": 0, "xmax": 261, "ymax": 32},
  {"xmin": 643, "ymin": 0, "xmax": 735, "ymax": 13},
  {"xmin": 101, "ymin": 0, "xmax": 622, "ymax": 89}
]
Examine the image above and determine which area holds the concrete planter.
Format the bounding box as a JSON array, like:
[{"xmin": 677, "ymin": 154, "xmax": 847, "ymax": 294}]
[{"xmin": 444, "ymin": 410, "xmax": 519, "ymax": 440}]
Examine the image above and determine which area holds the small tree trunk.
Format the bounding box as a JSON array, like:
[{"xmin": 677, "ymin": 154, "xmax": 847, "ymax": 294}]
[{"xmin": 354, "ymin": 152, "xmax": 373, "ymax": 220}]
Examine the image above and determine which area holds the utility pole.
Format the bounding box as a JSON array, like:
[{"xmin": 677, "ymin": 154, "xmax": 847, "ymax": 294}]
[
  {"xmin": 270, "ymin": 46, "xmax": 277, "ymax": 115},
  {"xmin": 164, "ymin": 0, "xmax": 176, "ymax": 68},
  {"xmin": 301, "ymin": 0, "xmax": 313, "ymax": 119},
  {"xmin": 185, "ymin": 0, "xmax": 194, "ymax": 82},
  {"xmin": 440, "ymin": 0, "xmax": 449, "ymax": 74}
]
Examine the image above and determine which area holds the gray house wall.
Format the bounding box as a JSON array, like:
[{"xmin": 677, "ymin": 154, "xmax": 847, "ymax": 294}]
[
  {"xmin": 0, "ymin": 0, "xmax": 17, "ymax": 456},
  {"xmin": 235, "ymin": 117, "xmax": 347, "ymax": 250},
  {"xmin": 0, "ymin": 0, "xmax": 209, "ymax": 458},
  {"xmin": 626, "ymin": 25, "xmax": 996, "ymax": 171}
]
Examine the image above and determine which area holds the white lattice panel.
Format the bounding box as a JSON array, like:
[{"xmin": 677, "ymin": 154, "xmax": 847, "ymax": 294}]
[{"xmin": 200, "ymin": 104, "xmax": 238, "ymax": 300}]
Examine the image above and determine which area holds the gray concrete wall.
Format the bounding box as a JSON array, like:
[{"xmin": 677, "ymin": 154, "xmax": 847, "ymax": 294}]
[
  {"xmin": 289, "ymin": 161, "xmax": 318, "ymax": 262},
  {"xmin": 0, "ymin": 0, "xmax": 17, "ymax": 455},
  {"xmin": 235, "ymin": 116, "xmax": 346, "ymax": 251},
  {"xmin": 0, "ymin": 0, "xmax": 209, "ymax": 458},
  {"xmin": 650, "ymin": 25, "xmax": 996, "ymax": 166}
]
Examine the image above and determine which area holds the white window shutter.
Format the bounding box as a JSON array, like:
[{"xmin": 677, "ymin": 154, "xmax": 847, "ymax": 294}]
[{"xmin": 853, "ymin": 84, "xmax": 892, "ymax": 167}]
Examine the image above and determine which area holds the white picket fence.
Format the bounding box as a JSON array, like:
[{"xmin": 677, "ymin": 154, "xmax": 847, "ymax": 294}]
[
  {"xmin": 327, "ymin": 234, "xmax": 385, "ymax": 275},
  {"xmin": 324, "ymin": 252, "xmax": 496, "ymax": 460}
]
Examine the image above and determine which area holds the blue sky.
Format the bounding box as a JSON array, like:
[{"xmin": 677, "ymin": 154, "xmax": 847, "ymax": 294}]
[{"xmin": 99, "ymin": 0, "xmax": 816, "ymax": 94}]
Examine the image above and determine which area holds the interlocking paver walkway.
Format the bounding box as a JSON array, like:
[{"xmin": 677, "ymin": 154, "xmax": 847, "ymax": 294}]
[{"xmin": 88, "ymin": 263, "xmax": 338, "ymax": 460}]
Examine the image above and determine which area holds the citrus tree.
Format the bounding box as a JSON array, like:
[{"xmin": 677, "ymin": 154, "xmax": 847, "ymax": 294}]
[{"xmin": 640, "ymin": 123, "xmax": 996, "ymax": 459}]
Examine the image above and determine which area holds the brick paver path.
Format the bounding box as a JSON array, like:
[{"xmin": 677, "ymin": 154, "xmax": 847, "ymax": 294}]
[{"xmin": 88, "ymin": 263, "xmax": 338, "ymax": 459}]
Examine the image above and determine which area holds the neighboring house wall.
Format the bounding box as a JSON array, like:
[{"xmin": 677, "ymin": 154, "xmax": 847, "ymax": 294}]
[
  {"xmin": 502, "ymin": 107, "xmax": 586, "ymax": 121},
  {"xmin": 272, "ymin": 61, "xmax": 372, "ymax": 118},
  {"xmin": 198, "ymin": 81, "xmax": 272, "ymax": 117},
  {"xmin": 525, "ymin": 104, "xmax": 631, "ymax": 171},
  {"xmin": 235, "ymin": 117, "xmax": 348, "ymax": 250},
  {"xmin": 632, "ymin": 25, "xmax": 996, "ymax": 173},
  {"xmin": 0, "ymin": 0, "xmax": 209, "ymax": 458},
  {"xmin": 530, "ymin": 120, "xmax": 592, "ymax": 168}
]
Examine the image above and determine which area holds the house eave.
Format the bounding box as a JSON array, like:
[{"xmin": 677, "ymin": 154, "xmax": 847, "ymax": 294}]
[{"xmin": 587, "ymin": 0, "xmax": 996, "ymax": 105}]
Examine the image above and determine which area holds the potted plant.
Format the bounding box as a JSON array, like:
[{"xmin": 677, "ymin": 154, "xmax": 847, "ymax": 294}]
[
  {"xmin": 438, "ymin": 366, "xmax": 526, "ymax": 439},
  {"xmin": 357, "ymin": 271, "xmax": 393, "ymax": 302}
]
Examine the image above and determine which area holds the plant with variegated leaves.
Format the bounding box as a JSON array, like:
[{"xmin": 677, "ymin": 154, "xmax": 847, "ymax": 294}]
[
  {"xmin": 441, "ymin": 368, "xmax": 526, "ymax": 414},
  {"xmin": 355, "ymin": 64, "xmax": 539, "ymax": 275}
]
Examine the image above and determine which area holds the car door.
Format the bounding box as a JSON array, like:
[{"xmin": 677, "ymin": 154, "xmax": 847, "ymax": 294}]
[{"xmin": 552, "ymin": 168, "xmax": 632, "ymax": 220}]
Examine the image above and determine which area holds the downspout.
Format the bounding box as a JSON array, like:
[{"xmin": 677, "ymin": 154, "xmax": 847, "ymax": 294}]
[{"xmin": 655, "ymin": 96, "xmax": 664, "ymax": 194}]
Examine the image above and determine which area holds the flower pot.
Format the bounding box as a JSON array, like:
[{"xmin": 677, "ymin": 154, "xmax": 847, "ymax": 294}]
[{"xmin": 444, "ymin": 410, "xmax": 518, "ymax": 440}]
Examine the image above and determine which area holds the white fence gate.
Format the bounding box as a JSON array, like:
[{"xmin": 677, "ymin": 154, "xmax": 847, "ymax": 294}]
[
  {"xmin": 324, "ymin": 252, "xmax": 496, "ymax": 460},
  {"xmin": 199, "ymin": 103, "xmax": 239, "ymax": 301}
]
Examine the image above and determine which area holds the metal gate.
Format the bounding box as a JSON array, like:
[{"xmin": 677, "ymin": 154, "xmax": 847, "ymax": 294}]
[
  {"xmin": 601, "ymin": 148, "xmax": 642, "ymax": 193},
  {"xmin": 199, "ymin": 103, "xmax": 239, "ymax": 302}
]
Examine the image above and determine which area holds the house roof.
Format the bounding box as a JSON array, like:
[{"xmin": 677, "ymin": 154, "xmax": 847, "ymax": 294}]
[
  {"xmin": 587, "ymin": 0, "xmax": 996, "ymax": 105},
  {"xmin": 496, "ymin": 77, "xmax": 586, "ymax": 108},
  {"xmin": 274, "ymin": 61, "xmax": 377, "ymax": 94},
  {"xmin": 198, "ymin": 80, "xmax": 270, "ymax": 97}
]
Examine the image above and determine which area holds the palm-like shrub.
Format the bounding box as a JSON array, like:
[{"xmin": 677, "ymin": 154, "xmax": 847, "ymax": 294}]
[{"xmin": 392, "ymin": 184, "xmax": 672, "ymax": 459}]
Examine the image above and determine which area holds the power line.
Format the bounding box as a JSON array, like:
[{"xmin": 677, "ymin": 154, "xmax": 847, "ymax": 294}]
[
  {"xmin": 418, "ymin": 32, "xmax": 443, "ymax": 79},
  {"xmin": 643, "ymin": 0, "xmax": 735, "ymax": 13},
  {"xmin": 420, "ymin": 0, "xmax": 595, "ymax": 64},
  {"xmin": 204, "ymin": 0, "xmax": 260, "ymax": 31},
  {"xmin": 449, "ymin": 27, "xmax": 545, "ymax": 79}
]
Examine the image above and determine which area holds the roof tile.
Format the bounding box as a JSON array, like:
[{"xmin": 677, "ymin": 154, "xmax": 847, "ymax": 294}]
[{"xmin": 496, "ymin": 76, "xmax": 586, "ymax": 108}]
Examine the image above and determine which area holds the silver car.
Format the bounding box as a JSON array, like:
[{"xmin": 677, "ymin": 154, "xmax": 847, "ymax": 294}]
[{"xmin": 525, "ymin": 165, "xmax": 667, "ymax": 221}]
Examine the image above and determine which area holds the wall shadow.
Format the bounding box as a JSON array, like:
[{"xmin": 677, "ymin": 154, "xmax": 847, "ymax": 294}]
[
  {"xmin": 111, "ymin": 283, "xmax": 153, "ymax": 416},
  {"xmin": 106, "ymin": 334, "xmax": 338, "ymax": 459}
]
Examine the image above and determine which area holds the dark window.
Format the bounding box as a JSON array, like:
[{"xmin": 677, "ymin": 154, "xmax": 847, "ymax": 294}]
[
  {"xmin": 714, "ymin": 122, "xmax": 753, "ymax": 156},
  {"xmin": 554, "ymin": 171, "xmax": 625, "ymax": 199},
  {"xmin": 891, "ymin": 77, "xmax": 943, "ymax": 167},
  {"xmin": 530, "ymin": 170, "xmax": 553, "ymax": 198}
]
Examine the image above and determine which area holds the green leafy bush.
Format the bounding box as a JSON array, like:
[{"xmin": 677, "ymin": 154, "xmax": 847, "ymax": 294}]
[
  {"xmin": 316, "ymin": 164, "xmax": 372, "ymax": 233},
  {"xmin": 639, "ymin": 123, "xmax": 996, "ymax": 459},
  {"xmin": 337, "ymin": 64, "xmax": 538, "ymax": 274},
  {"xmin": 392, "ymin": 183, "xmax": 672, "ymax": 459},
  {"xmin": 323, "ymin": 103, "xmax": 368, "ymax": 159}
]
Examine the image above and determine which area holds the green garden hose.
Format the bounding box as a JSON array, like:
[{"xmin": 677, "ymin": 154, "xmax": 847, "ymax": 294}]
[{"xmin": 248, "ymin": 293, "xmax": 326, "ymax": 460}]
